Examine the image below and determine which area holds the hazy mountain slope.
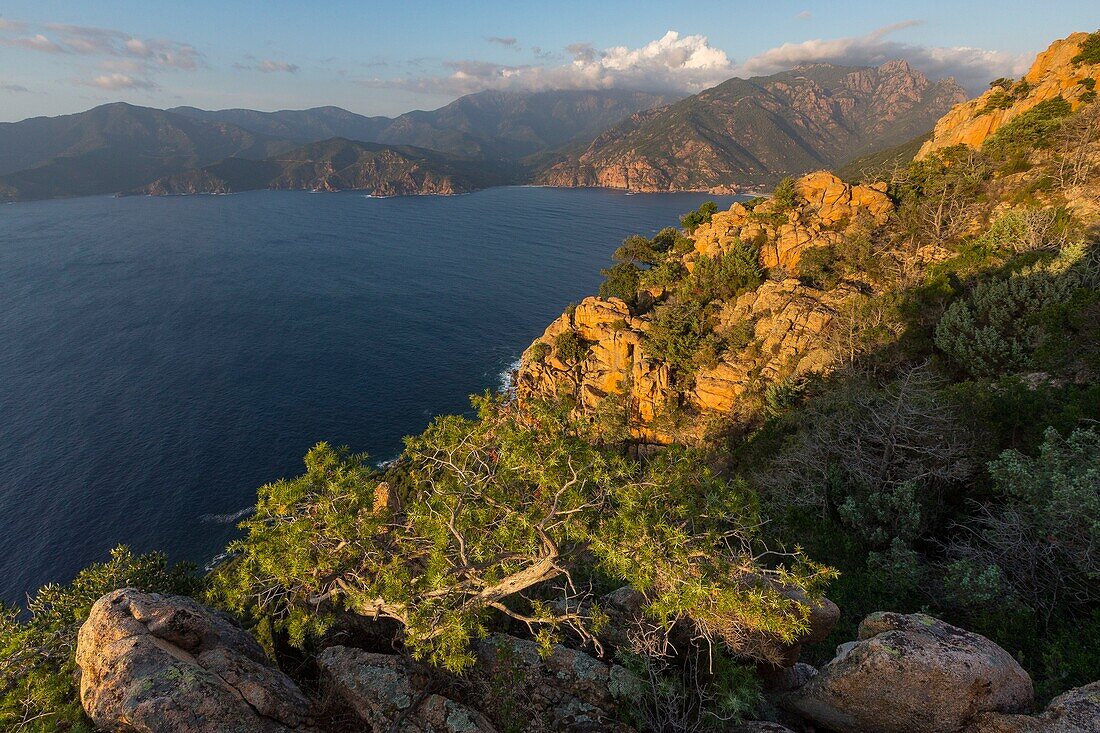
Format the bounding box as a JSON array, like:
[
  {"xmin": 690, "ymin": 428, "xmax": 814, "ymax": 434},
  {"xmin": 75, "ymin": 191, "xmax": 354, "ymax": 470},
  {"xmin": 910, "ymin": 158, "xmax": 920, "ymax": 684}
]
[
  {"xmin": 0, "ymin": 103, "xmax": 296, "ymax": 200},
  {"xmin": 140, "ymin": 138, "xmax": 511, "ymax": 197},
  {"xmin": 836, "ymin": 132, "xmax": 931, "ymax": 182},
  {"xmin": 168, "ymin": 105, "xmax": 393, "ymax": 145},
  {"xmin": 172, "ymin": 90, "xmax": 676, "ymax": 160},
  {"xmin": 538, "ymin": 61, "xmax": 967, "ymax": 191}
]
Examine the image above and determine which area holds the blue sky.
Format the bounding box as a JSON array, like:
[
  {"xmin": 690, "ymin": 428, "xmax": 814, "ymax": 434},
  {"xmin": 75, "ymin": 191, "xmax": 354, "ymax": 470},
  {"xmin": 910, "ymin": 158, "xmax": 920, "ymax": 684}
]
[{"xmin": 0, "ymin": 1, "xmax": 1096, "ymax": 121}]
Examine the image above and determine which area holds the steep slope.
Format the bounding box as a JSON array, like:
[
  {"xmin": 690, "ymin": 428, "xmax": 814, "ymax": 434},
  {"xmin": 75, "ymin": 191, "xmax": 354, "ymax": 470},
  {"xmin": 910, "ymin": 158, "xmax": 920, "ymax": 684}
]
[
  {"xmin": 174, "ymin": 90, "xmax": 675, "ymax": 161},
  {"xmin": 0, "ymin": 103, "xmax": 294, "ymax": 200},
  {"xmin": 538, "ymin": 61, "xmax": 966, "ymax": 192},
  {"xmin": 918, "ymin": 31, "xmax": 1100, "ymax": 157},
  {"xmin": 140, "ymin": 137, "xmax": 510, "ymax": 196}
]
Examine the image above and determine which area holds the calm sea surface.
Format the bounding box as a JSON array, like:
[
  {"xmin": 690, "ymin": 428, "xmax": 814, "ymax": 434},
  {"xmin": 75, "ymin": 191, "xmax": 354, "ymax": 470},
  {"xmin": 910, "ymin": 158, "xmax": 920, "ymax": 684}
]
[{"xmin": 0, "ymin": 187, "xmax": 743, "ymax": 603}]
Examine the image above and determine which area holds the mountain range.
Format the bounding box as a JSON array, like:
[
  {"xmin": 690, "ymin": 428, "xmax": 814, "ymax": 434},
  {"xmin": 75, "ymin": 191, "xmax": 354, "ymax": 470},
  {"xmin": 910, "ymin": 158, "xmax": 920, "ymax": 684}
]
[
  {"xmin": 0, "ymin": 62, "xmax": 968, "ymax": 201},
  {"xmin": 538, "ymin": 60, "xmax": 966, "ymax": 191}
]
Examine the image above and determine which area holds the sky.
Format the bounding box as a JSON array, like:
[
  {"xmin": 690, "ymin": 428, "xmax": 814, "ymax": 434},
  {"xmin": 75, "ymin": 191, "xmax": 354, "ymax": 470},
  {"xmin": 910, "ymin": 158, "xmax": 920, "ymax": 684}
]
[{"xmin": 0, "ymin": 1, "xmax": 1096, "ymax": 122}]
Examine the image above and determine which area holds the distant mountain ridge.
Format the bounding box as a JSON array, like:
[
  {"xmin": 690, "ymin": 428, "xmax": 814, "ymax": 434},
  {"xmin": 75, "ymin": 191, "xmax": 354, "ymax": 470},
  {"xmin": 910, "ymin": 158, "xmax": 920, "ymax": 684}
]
[
  {"xmin": 0, "ymin": 64, "xmax": 968, "ymax": 202},
  {"xmin": 537, "ymin": 61, "xmax": 967, "ymax": 191},
  {"xmin": 0, "ymin": 103, "xmax": 294, "ymax": 200},
  {"xmin": 139, "ymin": 138, "xmax": 511, "ymax": 197},
  {"xmin": 170, "ymin": 89, "xmax": 678, "ymax": 160}
]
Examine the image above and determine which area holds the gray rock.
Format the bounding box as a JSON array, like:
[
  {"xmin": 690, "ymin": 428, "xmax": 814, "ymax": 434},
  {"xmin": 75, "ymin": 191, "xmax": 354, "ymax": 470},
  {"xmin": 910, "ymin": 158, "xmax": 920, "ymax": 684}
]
[
  {"xmin": 317, "ymin": 645, "xmax": 497, "ymax": 733},
  {"xmin": 782, "ymin": 612, "xmax": 1034, "ymax": 733},
  {"xmin": 966, "ymin": 680, "xmax": 1100, "ymax": 732},
  {"xmin": 473, "ymin": 633, "xmax": 641, "ymax": 732},
  {"xmin": 76, "ymin": 588, "xmax": 312, "ymax": 733}
]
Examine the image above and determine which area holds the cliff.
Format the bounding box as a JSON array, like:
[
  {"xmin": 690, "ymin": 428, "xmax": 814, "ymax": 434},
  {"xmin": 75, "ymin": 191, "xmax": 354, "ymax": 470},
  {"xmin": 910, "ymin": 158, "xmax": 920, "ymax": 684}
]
[
  {"xmin": 515, "ymin": 172, "xmax": 895, "ymax": 443},
  {"xmin": 918, "ymin": 31, "xmax": 1100, "ymax": 157},
  {"xmin": 538, "ymin": 61, "xmax": 965, "ymax": 192}
]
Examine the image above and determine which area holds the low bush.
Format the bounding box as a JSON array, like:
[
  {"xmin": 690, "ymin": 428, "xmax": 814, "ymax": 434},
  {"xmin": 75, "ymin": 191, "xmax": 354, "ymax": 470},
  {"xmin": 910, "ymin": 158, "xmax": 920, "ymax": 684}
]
[
  {"xmin": 680, "ymin": 201, "xmax": 718, "ymax": 233},
  {"xmin": 1070, "ymin": 30, "xmax": 1100, "ymax": 65},
  {"xmin": 680, "ymin": 245, "xmax": 763, "ymax": 304},
  {"xmin": 934, "ymin": 269, "xmax": 1071, "ymax": 378},
  {"xmin": 599, "ymin": 262, "xmax": 642, "ymax": 305},
  {"xmin": 0, "ymin": 547, "xmax": 201, "ymax": 733},
  {"xmin": 554, "ymin": 330, "xmax": 590, "ymax": 362}
]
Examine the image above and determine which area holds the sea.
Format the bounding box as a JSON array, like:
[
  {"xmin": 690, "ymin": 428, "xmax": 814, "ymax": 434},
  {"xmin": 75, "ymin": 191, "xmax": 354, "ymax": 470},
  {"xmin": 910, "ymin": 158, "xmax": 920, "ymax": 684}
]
[{"xmin": 0, "ymin": 186, "xmax": 744, "ymax": 604}]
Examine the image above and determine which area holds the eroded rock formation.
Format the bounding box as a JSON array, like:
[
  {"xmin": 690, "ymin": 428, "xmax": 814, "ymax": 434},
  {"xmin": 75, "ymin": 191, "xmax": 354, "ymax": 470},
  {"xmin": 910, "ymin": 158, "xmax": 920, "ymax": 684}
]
[
  {"xmin": 515, "ymin": 172, "xmax": 893, "ymax": 443},
  {"xmin": 918, "ymin": 32, "xmax": 1100, "ymax": 158},
  {"xmin": 76, "ymin": 588, "xmax": 313, "ymax": 733}
]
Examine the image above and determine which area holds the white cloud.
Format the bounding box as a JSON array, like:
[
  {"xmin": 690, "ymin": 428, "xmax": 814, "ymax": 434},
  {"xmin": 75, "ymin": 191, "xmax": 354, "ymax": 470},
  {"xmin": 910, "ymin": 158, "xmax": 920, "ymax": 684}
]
[
  {"xmin": 739, "ymin": 22, "xmax": 1030, "ymax": 92},
  {"xmin": 487, "ymin": 36, "xmax": 518, "ymax": 47},
  {"xmin": 365, "ymin": 24, "xmax": 1029, "ymax": 100},
  {"xmin": 0, "ymin": 18, "xmax": 201, "ymax": 91},
  {"xmin": 796, "ymin": 10, "xmax": 813, "ymax": 20},
  {"xmin": 81, "ymin": 73, "xmax": 158, "ymax": 91},
  {"xmin": 1, "ymin": 33, "xmax": 67, "ymax": 53},
  {"xmin": 367, "ymin": 30, "xmax": 736, "ymax": 95},
  {"xmin": 258, "ymin": 59, "xmax": 300, "ymax": 73}
]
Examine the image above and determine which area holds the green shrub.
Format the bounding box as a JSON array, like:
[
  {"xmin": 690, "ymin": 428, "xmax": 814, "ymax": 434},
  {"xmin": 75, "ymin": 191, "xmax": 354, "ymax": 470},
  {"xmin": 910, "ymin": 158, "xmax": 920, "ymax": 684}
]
[
  {"xmin": 771, "ymin": 176, "xmax": 798, "ymax": 211},
  {"xmin": 978, "ymin": 89, "xmax": 1014, "ymax": 114},
  {"xmin": 554, "ymin": 330, "xmax": 590, "ymax": 362},
  {"xmin": 644, "ymin": 299, "xmax": 709, "ymax": 379},
  {"xmin": 934, "ymin": 270, "xmax": 1070, "ymax": 377},
  {"xmin": 639, "ymin": 258, "xmax": 686, "ymax": 289},
  {"xmin": 599, "ymin": 262, "xmax": 642, "ymax": 305},
  {"xmin": 1070, "ymin": 31, "xmax": 1100, "ymax": 65},
  {"xmin": 614, "ymin": 234, "xmax": 660, "ymax": 266},
  {"xmin": 680, "ymin": 201, "xmax": 718, "ymax": 233},
  {"xmin": 983, "ymin": 97, "xmax": 1073, "ymax": 164},
  {"xmin": 797, "ymin": 245, "xmax": 841, "ymax": 289},
  {"xmin": 949, "ymin": 427, "xmax": 1100, "ymax": 621},
  {"xmin": 680, "ymin": 245, "xmax": 763, "ymax": 304},
  {"xmin": 1, "ymin": 547, "xmax": 201, "ymax": 733},
  {"xmin": 528, "ymin": 341, "xmax": 551, "ymax": 363},
  {"xmin": 213, "ymin": 398, "xmax": 834, "ymax": 673}
]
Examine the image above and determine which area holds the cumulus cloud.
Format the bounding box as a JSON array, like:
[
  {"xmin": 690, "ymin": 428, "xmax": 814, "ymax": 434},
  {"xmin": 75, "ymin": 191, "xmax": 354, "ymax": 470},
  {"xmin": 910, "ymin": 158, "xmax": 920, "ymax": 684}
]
[
  {"xmin": 367, "ymin": 30, "xmax": 736, "ymax": 95},
  {"xmin": 796, "ymin": 10, "xmax": 813, "ymax": 20},
  {"xmin": 0, "ymin": 18, "xmax": 200, "ymax": 90},
  {"xmin": 81, "ymin": 73, "xmax": 158, "ymax": 90},
  {"xmin": 487, "ymin": 36, "xmax": 518, "ymax": 47},
  {"xmin": 739, "ymin": 22, "xmax": 1030, "ymax": 92},
  {"xmin": 364, "ymin": 24, "xmax": 1028, "ymax": 100}
]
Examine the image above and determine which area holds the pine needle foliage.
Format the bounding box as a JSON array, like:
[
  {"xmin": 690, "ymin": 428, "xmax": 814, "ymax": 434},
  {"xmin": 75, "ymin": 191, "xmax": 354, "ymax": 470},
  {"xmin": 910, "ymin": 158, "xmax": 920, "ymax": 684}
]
[{"xmin": 214, "ymin": 395, "xmax": 834, "ymax": 673}]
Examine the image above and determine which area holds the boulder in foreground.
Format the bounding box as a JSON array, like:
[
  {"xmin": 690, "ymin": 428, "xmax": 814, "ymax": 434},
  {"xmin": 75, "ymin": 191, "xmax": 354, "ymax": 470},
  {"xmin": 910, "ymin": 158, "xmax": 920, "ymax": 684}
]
[
  {"xmin": 76, "ymin": 588, "xmax": 312, "ymax": 733},
  {"xmin": 783, "ymin": 612, "xmax": 1033, "ymax": 733}
]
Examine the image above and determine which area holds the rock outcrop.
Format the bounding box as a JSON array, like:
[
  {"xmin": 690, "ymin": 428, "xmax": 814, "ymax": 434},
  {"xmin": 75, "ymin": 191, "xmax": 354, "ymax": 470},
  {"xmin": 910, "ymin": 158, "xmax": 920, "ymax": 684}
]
[
  {"xmin": 515, "ymin": 172, "xmax": 892, "ymax": 443},
  {"xmin": 76, "ymin": 588, "xmax": 313, "ymax": 733},
  {"xmin": 473, "ymin": 633, "xmax": 641, "ymax": 732},
  {"xmin": 966, "ymin": 681, "xmax": 1100, "ymax": 733},
  {"xmin": 318, "ymin": 634, "xmax": 641, "ymax": 733},
  {"xmin": 689, "ymin": 173, "xmax": 892, "ymax": 271},
  {"xmin": 317, "ymin": 646, "xmax": 498, "ymax": 733},
  {"xmin": 918, "ymin": 32, "xmax": 1100, "ymax": 158},
  {"xmin": 783, "ymin": 612, "xmax": 1034, "ymax": 733}
]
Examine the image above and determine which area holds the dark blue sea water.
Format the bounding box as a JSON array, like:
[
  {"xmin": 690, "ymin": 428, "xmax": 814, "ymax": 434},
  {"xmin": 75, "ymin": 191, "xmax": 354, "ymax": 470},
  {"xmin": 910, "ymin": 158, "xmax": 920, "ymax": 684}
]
[{"xmin": 0, "ymin": 187, "xmax": 743, "ymax": 604}]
